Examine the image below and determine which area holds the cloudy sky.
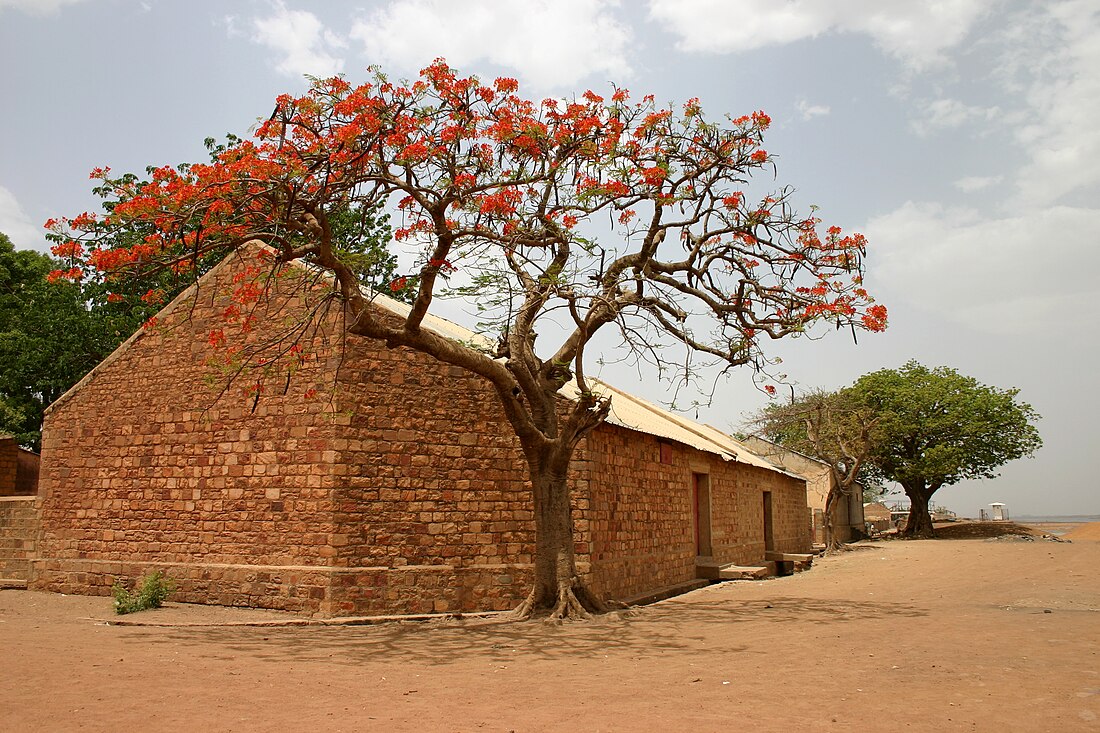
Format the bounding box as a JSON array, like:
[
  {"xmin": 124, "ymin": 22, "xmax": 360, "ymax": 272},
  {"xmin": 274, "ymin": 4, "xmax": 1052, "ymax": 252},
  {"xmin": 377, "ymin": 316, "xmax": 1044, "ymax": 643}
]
[{"xmin": 1, "ymin": 0, "xmax": 1097, "ymax": 517}]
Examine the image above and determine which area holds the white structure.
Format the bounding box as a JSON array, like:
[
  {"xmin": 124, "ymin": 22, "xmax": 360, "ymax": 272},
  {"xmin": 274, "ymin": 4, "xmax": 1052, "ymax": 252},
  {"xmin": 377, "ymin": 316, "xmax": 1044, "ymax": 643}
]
[{"xmin": 990, "ymin": 502, "xmax": 1008, "ymax": 521}]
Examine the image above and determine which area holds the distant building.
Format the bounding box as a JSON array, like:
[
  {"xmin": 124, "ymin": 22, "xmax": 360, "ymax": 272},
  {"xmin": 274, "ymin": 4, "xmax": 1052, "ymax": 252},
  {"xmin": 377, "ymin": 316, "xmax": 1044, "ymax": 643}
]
[
  {"xmin": 863, "ymin": 502, "xmax": 893, "ymax": 533},
  {"xmin": 930, "ymin": 506, "xmax": 958, "ymax": 522},
  {"xmin": 0, "ymin": 434, "xmax": 39, "ymax": 497},
  {"xmin": 741, "ymin": 436, "xmax": 864, "ymax": 545}
]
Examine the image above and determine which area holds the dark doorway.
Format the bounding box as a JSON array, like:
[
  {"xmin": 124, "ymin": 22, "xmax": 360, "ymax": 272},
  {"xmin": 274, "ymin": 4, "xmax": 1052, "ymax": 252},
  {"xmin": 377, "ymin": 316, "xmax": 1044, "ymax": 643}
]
[
  {"xmin": 693, "ymin": 473, "xmax": 712, "ymax": 557},
  {"xmin": 762, "ymin": 491, "xmax": 774, "ymax": 552}
]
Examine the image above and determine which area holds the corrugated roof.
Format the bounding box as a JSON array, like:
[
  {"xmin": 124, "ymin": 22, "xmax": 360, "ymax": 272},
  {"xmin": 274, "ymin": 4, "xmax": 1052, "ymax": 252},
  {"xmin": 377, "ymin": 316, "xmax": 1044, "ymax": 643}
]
[
  {"xmin": 571, "ymin": 380, "xmax": 797, "ymax": 473},
  {"xmin": 368, "ymin": 289, "xmax": 790, "ymax": 474},
  {"xmin": 368, "ymin": 292, "xmax": 495, "ymax": 349},
  {"xmin": 741, "ymin": 434, "xmax": 829, "ymax": 468}
]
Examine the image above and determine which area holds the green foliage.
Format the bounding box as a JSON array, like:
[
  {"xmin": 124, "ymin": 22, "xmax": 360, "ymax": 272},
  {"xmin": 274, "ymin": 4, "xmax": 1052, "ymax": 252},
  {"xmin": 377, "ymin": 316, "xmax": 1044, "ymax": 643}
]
[
  {"xmin": 755, "ymin": 388, "xmax": 883, "ymax": 491},
  {"xmin": 328, "ymin": 200, "xmax": 406, "ymax": 302},
  {"xmin": 1, "ymin": 234, "xmax": 104, "ymax": 448},
  {"xmin": 751, "ymin": 361, "xmax": 1040, "ymax": 538},
  {"xmin": 111, "ymin": 570, "xmax": 175, "ymax": 614},
  {"xmin": 758, "ymin": 362, "xmax": 1041, "ymax": 501},
  {"xmin": 1, "ymin": 229, "xmax": 185, "ymax": 449},
  {"xmin": 852, "ymin": 360, "xmax": 1042, "ymax": 493}
]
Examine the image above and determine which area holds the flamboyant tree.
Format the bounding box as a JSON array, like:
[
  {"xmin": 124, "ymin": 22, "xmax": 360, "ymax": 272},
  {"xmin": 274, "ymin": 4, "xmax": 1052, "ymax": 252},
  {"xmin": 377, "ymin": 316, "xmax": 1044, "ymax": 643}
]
[
  {"xmin": 49, "ymin": 60, "xmax": 886, "ymax": 618},
  {"xmin": 852, "ymin": 361, "xmax": 1041, "ymax": 539}
]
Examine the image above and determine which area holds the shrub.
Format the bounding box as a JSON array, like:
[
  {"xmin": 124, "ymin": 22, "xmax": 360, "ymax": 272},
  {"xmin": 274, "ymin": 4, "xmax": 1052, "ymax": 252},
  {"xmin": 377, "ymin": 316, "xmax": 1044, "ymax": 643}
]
[{"xmin": 112, "ymin": 570, "xmax": 175, "ymax": 615}]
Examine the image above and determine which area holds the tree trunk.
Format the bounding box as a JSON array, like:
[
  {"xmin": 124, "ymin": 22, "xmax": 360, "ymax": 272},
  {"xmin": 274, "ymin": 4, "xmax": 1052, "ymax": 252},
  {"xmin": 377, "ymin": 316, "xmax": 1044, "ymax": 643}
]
[
  {"xmin": 901, "ymin": 484, "xmax": 935, "ymax": 539},
  {"xmin": 510, "ymin": 450, "xmax": 605, "ymax": 621},
  {"xmin": 821, "ymin": 487, "xmax": 842, "ymax": 554}
]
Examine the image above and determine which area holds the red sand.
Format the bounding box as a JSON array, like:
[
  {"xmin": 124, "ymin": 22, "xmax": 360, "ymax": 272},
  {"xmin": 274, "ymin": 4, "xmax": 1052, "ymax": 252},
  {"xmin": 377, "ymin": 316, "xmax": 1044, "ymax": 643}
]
[
  {"xmin": 3, "ymin": 537, "xmax": 1099, "ymax": 732},
  {"xmin": 1064, "ymin": 521, "xmax": 1100, "ymax": 541}
]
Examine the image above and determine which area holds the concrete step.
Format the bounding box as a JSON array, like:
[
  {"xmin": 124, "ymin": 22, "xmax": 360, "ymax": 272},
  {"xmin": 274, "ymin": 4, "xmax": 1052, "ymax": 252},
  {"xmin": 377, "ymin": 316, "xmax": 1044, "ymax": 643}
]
[
  {"xmin": 765, "ymin": 551, "xmax": 814, "ymax": 566},
  {"xmin": 716, "ymin": 565, "xmax": 771, "ymax": 580},
  {"xmin": 0, "ymin": 578, "xmax": 28, "ymax": 589},
  {"xmin": 697, "ymin": 558, "xmax": 774, "ymax": 581}
]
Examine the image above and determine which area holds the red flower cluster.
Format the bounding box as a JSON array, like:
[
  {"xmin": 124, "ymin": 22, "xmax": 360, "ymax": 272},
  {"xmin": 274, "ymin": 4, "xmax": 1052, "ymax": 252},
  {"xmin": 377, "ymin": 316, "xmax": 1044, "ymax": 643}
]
[
  {"xmin": 43, "ymin": 56, "xmax": 885, "ymax": 389},
  {"xmin": 861, "ymin": 304, "xmax": 889, "ymax": 332}
]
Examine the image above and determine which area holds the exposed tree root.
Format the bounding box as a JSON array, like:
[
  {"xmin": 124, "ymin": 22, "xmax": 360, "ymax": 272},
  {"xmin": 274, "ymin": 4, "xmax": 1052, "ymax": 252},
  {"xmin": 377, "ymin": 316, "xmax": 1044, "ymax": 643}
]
[
  {"xmin": 507, "ymin": 590, "xmax": 538, "ymax": 621},
  {"xmin": 508, "ymin": 577, "xmax": 606, "ymax": 622}
]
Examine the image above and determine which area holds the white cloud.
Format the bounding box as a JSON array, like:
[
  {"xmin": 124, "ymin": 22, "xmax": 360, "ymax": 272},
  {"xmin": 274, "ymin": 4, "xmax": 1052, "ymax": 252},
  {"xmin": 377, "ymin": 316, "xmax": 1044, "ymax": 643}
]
[
  {"xmin": 865, "ymin": 201, "xmax": 1100, "ymax": 335},
  {"xmin": 1007, "ymin": 1, "xmax": 1100, "ymax": 207},
  {"xmin": 953, "ymin": 175, "xmax": 1003, "ymax": 192},
  {"xmin": 248, "ymin": 2, "xmax": 345, "ymax": 78},
  {"xmin": 911, "ymin": 98, "xmax": 1001, "ymax": 136},
  {"xmin": 0, "ymin": 0, "xmax": 86, "ymax": 15},
  {"xmin": 796, "ymin": 99, "xmax": 830, "ymax": 120},
  {"xmin": 0, "ymin": 186, "xmax": 50, "ymax": 253},
  {"xmin": 647, "ymin": 0, "xmax": 991, "ymax": 71},
  {"xmin": 348, "ymin": 0, "xmax": 632, "ymax": 90}
]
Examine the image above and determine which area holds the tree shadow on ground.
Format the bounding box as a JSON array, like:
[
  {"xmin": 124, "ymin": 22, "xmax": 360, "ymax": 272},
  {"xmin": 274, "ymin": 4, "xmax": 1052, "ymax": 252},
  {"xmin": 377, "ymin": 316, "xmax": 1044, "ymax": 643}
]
[{"xmin": 127, "ymin": 595, "xmax": 925, "ymax": 667}]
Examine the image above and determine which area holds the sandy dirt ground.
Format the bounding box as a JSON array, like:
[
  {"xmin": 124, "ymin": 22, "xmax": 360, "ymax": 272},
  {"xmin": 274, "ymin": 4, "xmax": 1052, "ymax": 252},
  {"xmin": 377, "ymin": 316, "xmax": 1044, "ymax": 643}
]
[{"xmin": 2, "ymin": 527, "xmax": 1099, "ymax": 732}]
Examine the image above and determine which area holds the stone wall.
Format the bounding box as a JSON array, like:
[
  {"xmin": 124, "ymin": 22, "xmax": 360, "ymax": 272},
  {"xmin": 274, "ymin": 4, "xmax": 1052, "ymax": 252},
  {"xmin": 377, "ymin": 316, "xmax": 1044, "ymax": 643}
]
[
  {"xmin": 0, "ymin": 437, "xmax": 18, "ymax": 497},
  {"xmin": 32, "ymin": 253, "xmax": 549, "ymax": 615},
  {"xmin": 33, "ymin": 250, "xmax": 809, "ymax": 616},
  {"xmin": 584, "ymin": 426, "xmax": 809, "ymax": 603},
  {"xmin": 0, "ymin": 496, "xmax": 39, "ymax": 580},
  {"xmin": 584, "ymin": 427, "xmax": 695, "ymax": 601},
  {"xmin": 323, "ymin": 329, "xmax": 540, "ymax": 615},
  {"xmin": 741, "ymin": 436, "xmax": 864, "ymax": 544},
  {"xmin": 34, "ymin": 254, "xmax": 347, "ymax": 613}
]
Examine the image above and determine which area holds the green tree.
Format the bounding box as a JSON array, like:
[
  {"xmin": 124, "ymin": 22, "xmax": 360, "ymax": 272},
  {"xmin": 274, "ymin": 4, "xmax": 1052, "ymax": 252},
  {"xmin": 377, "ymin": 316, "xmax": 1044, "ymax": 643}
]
[
  {"xmin": 853, "ymin": 361, "xmax": 1041, "ymax": 538},
  {"xmin": 0, "ymin": 231, "xmax": 103, "ymax": 448}
]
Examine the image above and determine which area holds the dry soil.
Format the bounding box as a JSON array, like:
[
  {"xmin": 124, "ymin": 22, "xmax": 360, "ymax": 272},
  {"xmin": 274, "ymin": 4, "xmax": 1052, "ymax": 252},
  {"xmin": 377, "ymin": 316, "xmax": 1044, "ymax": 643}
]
[{"xmin": 2, "ymin": 526, "xmax": 1099, "ymax": 732}]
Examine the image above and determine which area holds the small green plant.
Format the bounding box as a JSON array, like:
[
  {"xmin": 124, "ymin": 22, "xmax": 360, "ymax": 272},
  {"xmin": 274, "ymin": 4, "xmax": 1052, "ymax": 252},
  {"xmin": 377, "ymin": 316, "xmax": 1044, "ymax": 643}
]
[{"xmin": 112, "ymin": 570, "xmax": 175, "ymax": 615}]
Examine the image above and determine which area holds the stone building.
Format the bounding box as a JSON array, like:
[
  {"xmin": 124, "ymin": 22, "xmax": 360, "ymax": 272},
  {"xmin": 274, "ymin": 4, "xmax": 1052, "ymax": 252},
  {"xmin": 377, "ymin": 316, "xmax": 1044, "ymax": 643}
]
[
  {"xmin": 0, "ymin": 433, "xmax": 38, "ymax": 497},
  {"xmin": 0, "ymin": 434, "xmax": 39, "ymax": 586},
  {"xmin": 863, "ymin": 502, "xmax": 893, "ymax": 533},
  {"xmin": 741, "ymin": 436, "xmax": 865, "ymax": 545},
  {"xmin": 31, "ymin": 250, "xmax": 810, "ymax": 616}
]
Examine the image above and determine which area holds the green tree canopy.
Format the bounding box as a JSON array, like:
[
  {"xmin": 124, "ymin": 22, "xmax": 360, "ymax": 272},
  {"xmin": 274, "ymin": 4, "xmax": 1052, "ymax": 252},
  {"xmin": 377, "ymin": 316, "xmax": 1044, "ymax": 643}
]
[
  {"xmin": 853, "ymin": 360, "xmax": 1042, "ymax": 538},
  {"xmin": 0, "ymin": 231, "xmax": 105, "ymax": 448}
]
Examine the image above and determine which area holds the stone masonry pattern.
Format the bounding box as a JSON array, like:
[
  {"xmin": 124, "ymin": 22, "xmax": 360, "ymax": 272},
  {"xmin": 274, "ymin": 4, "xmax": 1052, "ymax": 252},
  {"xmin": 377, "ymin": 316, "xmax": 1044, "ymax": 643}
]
[{"xmin": 33, "ymin": 250, "xmax": 809, "ymax": 616}]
